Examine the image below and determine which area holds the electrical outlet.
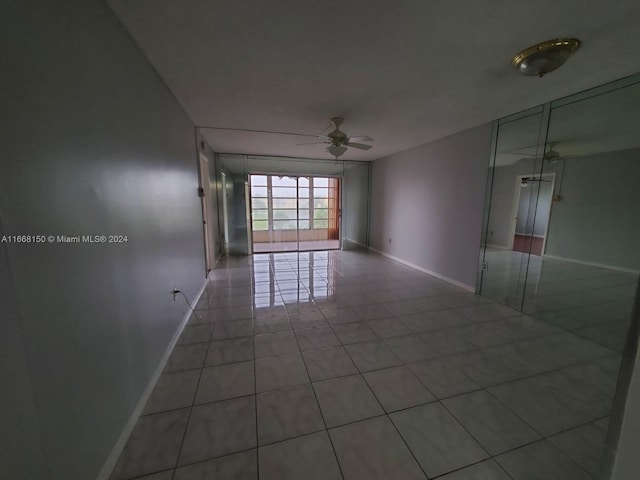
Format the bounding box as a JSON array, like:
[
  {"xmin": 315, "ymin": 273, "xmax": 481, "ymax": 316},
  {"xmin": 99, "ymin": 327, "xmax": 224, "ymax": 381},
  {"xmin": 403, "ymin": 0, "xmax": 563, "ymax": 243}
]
[{"xmin": 172, "ymin": 289, "xmax": 179, "ymax": 301}]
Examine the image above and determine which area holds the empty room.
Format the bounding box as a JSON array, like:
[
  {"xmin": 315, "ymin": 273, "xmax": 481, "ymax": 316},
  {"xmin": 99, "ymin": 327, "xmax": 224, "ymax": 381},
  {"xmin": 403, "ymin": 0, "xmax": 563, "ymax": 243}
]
[{"xmin": 3, "ymin": 1, "xmax": 640, "ymax": 480}]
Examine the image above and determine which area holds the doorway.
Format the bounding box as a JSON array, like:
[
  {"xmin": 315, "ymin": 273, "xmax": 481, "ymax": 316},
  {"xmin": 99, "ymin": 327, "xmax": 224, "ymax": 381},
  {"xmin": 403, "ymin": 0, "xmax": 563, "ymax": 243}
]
[
  {"xmin": 509, "ymin": 173, "xmax": 555, "ymax": 256},
  {"xmin": 249, "ymin": 174, "xmax": 340, "ymax": 253}
]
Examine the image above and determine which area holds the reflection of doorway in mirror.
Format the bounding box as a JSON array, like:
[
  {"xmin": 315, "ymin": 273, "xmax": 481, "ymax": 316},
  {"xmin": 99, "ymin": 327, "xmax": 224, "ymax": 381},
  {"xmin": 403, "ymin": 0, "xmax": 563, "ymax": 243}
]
[{"xmin": 509, "ymin": 173, "xmax": 555, "ymax": 256}]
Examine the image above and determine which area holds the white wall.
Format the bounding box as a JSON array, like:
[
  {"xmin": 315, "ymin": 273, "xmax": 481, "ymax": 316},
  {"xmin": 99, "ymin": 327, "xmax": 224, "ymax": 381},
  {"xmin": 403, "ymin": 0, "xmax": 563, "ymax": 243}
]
[
  {"xmin": 370, "ymin": 124, "xmax": 492, "ymax": 288},
  {"xmin": 1, "ymin": 1, "xmax": 207, "ymax": 479}
]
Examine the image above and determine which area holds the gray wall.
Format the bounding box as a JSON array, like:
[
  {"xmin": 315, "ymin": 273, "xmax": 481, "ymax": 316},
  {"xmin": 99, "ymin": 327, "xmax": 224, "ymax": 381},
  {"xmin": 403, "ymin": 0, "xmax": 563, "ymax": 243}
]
[
  {"xmin": 545, "ymin": 149, "xmax": 640, "ymax": 270},
  {"xmin": 370, "ymin": 124, "xmax": 492, "ymax": 288},
  {"xmin": 1, "ymin": 1, "xmax": 206, "ymax": 479},
  {"xmin": 0, "ymin": 219, "xmax": 50, "ymax": 479}
]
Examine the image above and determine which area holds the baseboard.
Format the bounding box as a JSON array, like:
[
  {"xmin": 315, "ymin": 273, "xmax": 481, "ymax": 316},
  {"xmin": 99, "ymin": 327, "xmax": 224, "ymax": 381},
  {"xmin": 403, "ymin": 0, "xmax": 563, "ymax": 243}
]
[
  {"xmin": 542, "ymin": 254, "xmax": 640, "ymax": 275},
  {"xmin": 96, "ymin": 277, "xmax": 209, "ymax": 480},
  {"xmin": 368, "ymin": 246, "xmax": 475, "ymax": 292},
  {"xmin": 486, "ymin": 244, "xmax": 510, "ymax": 250},
  {"xmin": 343, "ymin": 238, "xmax": 368, "ymax": 249}
]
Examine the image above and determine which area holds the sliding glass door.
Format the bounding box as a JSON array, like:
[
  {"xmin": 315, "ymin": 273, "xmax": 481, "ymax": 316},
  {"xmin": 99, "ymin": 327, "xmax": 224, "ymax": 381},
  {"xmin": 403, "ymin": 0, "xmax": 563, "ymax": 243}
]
[{"xmin": 249, "ymin": 174, "xmax": 340, "ymax": 253}]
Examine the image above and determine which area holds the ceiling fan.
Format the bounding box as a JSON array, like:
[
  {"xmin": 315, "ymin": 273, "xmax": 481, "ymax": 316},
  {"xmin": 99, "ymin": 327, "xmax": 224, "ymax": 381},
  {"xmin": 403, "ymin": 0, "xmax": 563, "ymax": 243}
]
[{"xmin": 299, "ymin": 117, "xmax": 374, "ymax": 158}]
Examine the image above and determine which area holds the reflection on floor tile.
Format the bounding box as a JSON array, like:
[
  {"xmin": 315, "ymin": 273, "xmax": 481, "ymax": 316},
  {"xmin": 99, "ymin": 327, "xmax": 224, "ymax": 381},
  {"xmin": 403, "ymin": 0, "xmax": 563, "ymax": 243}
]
[
  {"xmin": 408, "ymin": 357, "xmax": 481, "ymax": 399},
  {"xmin": 178, "ymin": 324, "xmax": 214, "ymax": 345},
  {"xmin": 496, "ymin": 440, "xmax": 592, "ymax": 480},
  {"xmin": 302, "ymin": 346, "xmax": 358, "ymax": 381},
  {"xmin": 255, "ymin": 353, "xmax": 309, "ymax": 393},
  {"xmin": 111, "ymin": 409, "xmax": 189, "ymax": 479},
  {"xmin": 179, "ymin": 397, "xmax": 256, "ymax": 465},
  {"xmin": 174, "ymin": 450, "xmax": 257, "ymax": 480},
  {"xmin": 488, "ymin": 369, "xmax": 613, "ymax": 436},
  {"xmin": 254, "ymin": 331, "xmax": 299, "ymax": 358},
  {"xmin": 137, "ymin": 471, "xmax": 175, "ymax": 480},
  {"xmin": 295, "ymin": 327, "xmax": 341, "ymax": 351},
  {"xmin": 383, "ymin": 335, "xmax": 439, "ymax": 363},
  {"xmin": 344, "ymin": 340, "xmax": 402, "ymax": 372},
  {"xmin": 165, "ymin": 344, "xmax": 208, "ymax": 372},
  {"xmin": 257, "ymin": 384, "xmax": 324, "ymax": 445},
  {"xmin": 548, "ymin": 422, "xmax": 608, "ymax": 478},
  {"xmin": 366, "ymin": 318, "xmax": 412, "ymax": 338},
  {"xmin": 109, "ymin": 249, "xmax": 631, "ymax": 479},
  {"xmin": 363, "ymin": 366, "xmax": 435, "ymax": 412},
  {"xmin": 313, "ymin": 374, "xmax": 383, "ymax": 427},
  {"xmin": 329, "ymin": 416, "xmax": 427, "ymax": 480},
  {"xmin": 206, "ymin": 337, "xmax": 253, "ymax": 366},
  {"xmin": 212, "ymin": 319, "xmax": 253, "ymax": 340},
  {"xmin": 259, "ymin": 431, "xmax": 342, "ymax": 480},
  {"xmin": 390, "ymin": 403, "xmax": 489, "ymax": 478},
  {"xmin": 144, "ymin": 370, "xmax": 200, "ymax": 414},
  {"xmin": 442, "ymin": 390, "xmax": 540, "ymax": 454},
  {"xmin": 332, "ymin": 321, "xmax": 378, "ymax": 344},
  {"xmin": 195, "ymin": 361, "xmax": 254, "ymax": 404},
  {"xmin": 438, "ymin": 459, "xmax": 511, "ymax": 480}
]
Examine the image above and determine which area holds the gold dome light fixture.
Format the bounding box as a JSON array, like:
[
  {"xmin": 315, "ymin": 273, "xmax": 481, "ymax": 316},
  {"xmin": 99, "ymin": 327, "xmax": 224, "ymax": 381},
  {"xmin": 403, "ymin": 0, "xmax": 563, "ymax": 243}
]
[{"xmin": 512, "ymin": 38, "xmax": 581, "ymax": 77}]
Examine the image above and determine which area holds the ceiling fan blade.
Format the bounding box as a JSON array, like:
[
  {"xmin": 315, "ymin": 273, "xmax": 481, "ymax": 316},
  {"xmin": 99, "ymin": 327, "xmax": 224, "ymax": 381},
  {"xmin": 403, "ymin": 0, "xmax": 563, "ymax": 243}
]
[
  {"xmin": 196, "ymin": 126, "xmax": 318, "ymax": 138},
  {"xmin": 503, "ymin": 152, "xmax": 538, "ymax": 157},
  {"xmin": 319, "ymin": 123, "xmax": 334, "ymax": 135},
  {"xmin": 297, "ymin": 141, "xmax": 329, "ymax": 146},
  {"xmin": 349, "ymin": 135, "xmax": 373, "ymax": 142},
  {"xmin": 346, "ymin": 142, "xmax": 373, "ymax": 151}
]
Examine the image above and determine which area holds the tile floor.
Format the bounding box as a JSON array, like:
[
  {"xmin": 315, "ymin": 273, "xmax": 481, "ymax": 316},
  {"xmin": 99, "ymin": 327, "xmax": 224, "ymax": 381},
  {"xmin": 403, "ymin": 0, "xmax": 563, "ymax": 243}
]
[{"xmin": 110, "ymin": 250, "xmax": 630, "ymax": 480}]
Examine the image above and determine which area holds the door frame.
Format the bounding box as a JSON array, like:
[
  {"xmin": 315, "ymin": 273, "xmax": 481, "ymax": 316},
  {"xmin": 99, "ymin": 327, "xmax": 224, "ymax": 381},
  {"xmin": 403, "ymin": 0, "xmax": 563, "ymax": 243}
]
[
  {"xmin": 508, "ymin": 172, "xmax": 556, "ymax": 253},
  {"xmin": 247, "ymin": 173, "xmax": 342, "ymax": 253},
  {"xmin": 198, "ymin": 153, "xmax": 215, "ymax": 273}
]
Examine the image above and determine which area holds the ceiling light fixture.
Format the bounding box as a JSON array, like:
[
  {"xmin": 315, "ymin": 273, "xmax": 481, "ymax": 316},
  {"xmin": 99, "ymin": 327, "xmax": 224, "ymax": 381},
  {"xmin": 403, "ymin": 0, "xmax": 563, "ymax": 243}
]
[
  {"xmin": 512, "ymin": 38, "xmax": 581, "ymax": 77},
  {"xmin": 327, "ymin": 145, "xmax": 347, "ymax": 158}
]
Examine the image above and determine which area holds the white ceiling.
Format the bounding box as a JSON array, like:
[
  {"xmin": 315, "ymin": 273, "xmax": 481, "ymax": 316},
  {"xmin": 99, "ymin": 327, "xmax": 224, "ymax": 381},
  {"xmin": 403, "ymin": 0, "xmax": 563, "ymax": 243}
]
[{"xmin": 108, "ymin": 0, "xmax": 640, "ymax": 161}]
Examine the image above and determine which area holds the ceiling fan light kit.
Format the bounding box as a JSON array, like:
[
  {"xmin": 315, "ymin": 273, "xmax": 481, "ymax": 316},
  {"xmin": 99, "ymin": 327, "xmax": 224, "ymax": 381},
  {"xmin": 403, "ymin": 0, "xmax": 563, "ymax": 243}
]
[
  {"xmin": 512, "ymin": 38, "xmax": 581, "ymax": 77},
  {"xmin": 327, "ymin": 145, "xmax": 348, "ymax": 158}
]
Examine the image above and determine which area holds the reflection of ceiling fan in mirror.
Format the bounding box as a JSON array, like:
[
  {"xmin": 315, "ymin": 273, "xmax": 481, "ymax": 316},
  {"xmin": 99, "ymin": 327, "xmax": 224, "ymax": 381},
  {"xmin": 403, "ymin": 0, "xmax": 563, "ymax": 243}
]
[
  {"xmin": 298, "ymin": 117, "xmax": 374, "ymax": 158},
  {"xmin": 501, "ymin": 141, "xmax": 572, "ymax": 163},
  {"xmin": 520, "ymin": 176, "xmax": 552, "ymax": 187},
  {"xmin": 542, "ymin": 142, "xmax": 563, "ymax": 163}
]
